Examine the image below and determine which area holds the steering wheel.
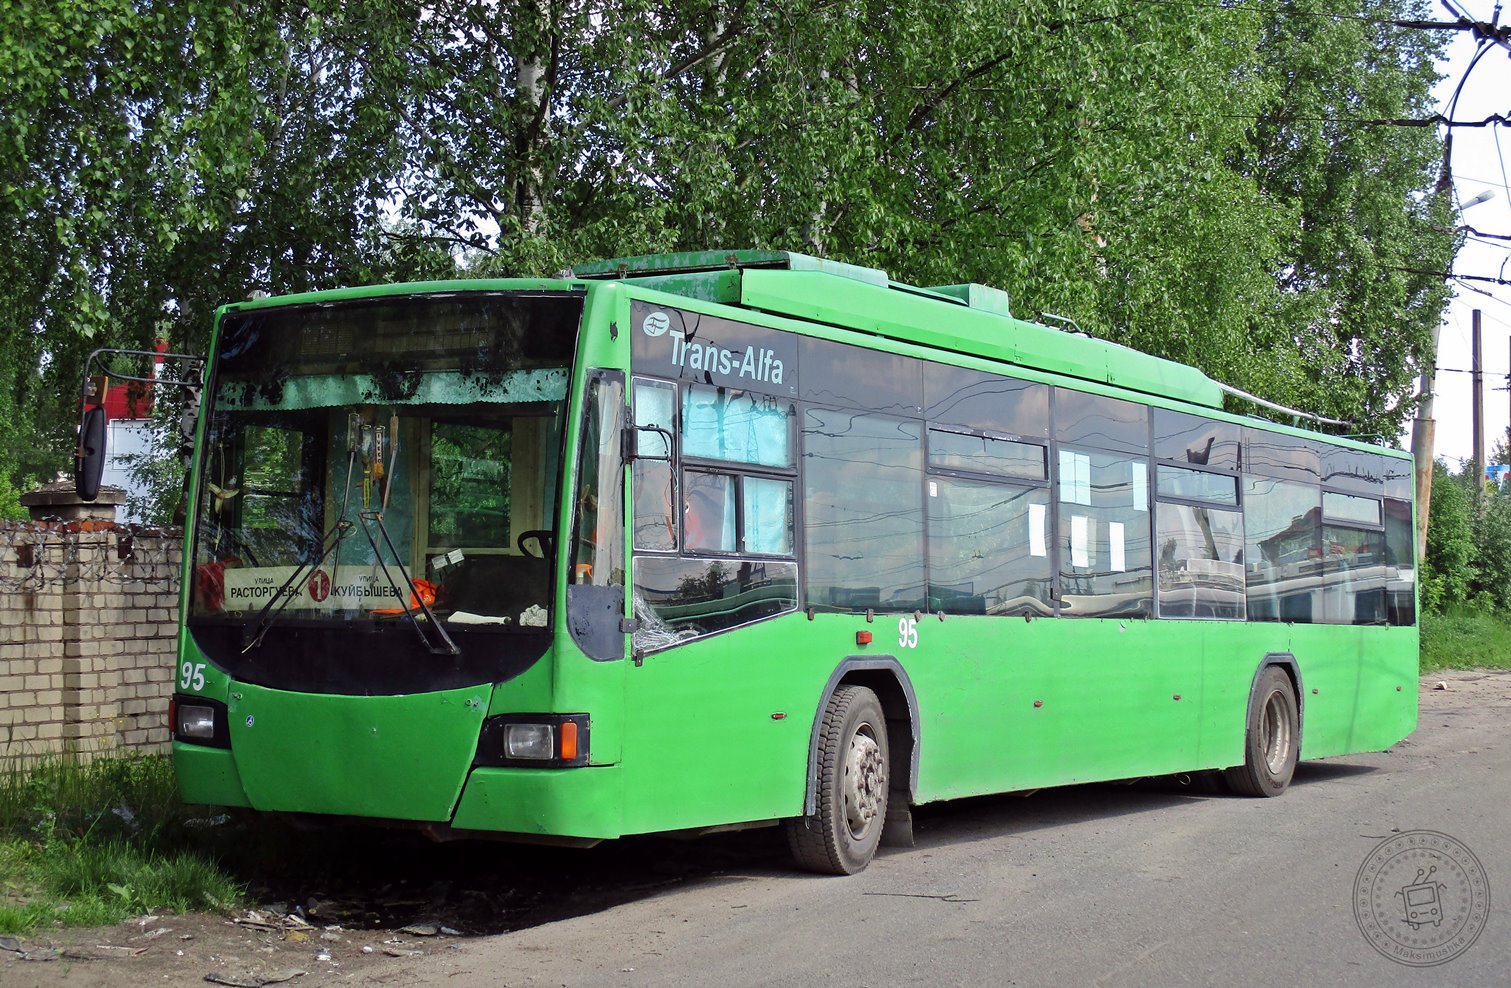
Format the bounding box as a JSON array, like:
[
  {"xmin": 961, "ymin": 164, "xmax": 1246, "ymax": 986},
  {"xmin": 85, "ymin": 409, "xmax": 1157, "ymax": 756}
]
[{"xmin": 517, "ymin": 530, "xmax": 554, "ymax": 558}]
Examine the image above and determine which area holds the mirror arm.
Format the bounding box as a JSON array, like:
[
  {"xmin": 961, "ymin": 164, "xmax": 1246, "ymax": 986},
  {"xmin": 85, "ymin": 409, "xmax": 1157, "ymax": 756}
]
[
  {"xmin": 622, "ymin": 423, "xmax": 674, "ymax": 464},
  {"xmin": 73, "ymin": 347, "xmax": 208, "ymax": 500}
]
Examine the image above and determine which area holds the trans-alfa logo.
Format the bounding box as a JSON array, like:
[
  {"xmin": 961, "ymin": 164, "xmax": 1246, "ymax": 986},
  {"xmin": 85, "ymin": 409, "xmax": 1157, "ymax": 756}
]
[{"xmin": 642, "ymin": 311, "xmax": 670, "ymax": 337}]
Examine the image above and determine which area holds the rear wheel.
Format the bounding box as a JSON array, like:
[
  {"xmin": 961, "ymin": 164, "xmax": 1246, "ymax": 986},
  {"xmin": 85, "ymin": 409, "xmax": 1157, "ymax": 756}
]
[
  {"xmin": 1223, "ymin": 666, "xmax": 1299, "ymax": 797},
  {"xmin": 786, "ymin": 686, "xmax": 889, "ymax": 874}
]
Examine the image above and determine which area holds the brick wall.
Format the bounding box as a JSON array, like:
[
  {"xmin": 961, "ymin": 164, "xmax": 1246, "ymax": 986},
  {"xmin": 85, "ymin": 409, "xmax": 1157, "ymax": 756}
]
[{"xmin": 1, "ymin": 521, "xmax": 181, "ymax": 756}]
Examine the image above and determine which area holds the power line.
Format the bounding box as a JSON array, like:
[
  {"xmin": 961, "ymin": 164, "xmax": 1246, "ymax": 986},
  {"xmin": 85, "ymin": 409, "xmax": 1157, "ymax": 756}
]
[
  {"xmin": 1440, "ymin": 0, "xmax": 1511, "ymax": 51},
  {"xmin": 1137, "ymin": 0, "xmax": 1511, "ymax": 40}
]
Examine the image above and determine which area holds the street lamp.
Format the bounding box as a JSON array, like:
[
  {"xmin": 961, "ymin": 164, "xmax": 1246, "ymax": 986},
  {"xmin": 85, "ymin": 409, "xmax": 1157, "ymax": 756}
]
[{"xmin": 1461, "ymin": 189, "xmax": 1497, "ymax": 210}]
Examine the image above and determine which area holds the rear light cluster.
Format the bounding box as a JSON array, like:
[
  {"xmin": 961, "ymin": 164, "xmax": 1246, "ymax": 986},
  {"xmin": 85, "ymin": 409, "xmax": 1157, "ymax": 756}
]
[
  {"xmin": 475, "ymin": 714, "xmax": 590, "ymax": 768},
  {"xmin": 170, "ymin": 694, "xmax": 231, "ymax": 748}
]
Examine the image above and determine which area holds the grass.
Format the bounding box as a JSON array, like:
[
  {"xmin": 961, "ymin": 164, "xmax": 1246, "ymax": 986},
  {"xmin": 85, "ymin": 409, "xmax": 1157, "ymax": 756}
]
[
  {"xmin": 0, "ymin": 753, "xmax": 244, "ymax": 937},
  {"xmin": 1420, "ymin": 608, "xmax": 1511, "ymax": 673}
]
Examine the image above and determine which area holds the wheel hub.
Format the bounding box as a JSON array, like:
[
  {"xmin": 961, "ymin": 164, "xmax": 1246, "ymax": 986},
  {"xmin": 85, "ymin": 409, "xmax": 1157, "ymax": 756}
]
[
  {"xmin": 1261, "ymin": 690, "xmax": 1293, "ymax": 774},
  {"xmin": 844, "ymin": 728, "xmax": 885, "ymax": 838}
]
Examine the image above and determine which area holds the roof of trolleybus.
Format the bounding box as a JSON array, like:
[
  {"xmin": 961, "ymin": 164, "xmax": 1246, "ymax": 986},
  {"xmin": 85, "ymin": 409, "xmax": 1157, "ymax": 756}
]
[{"xmin": 567, "ymin": 249, "xmax": 1411, "ymax": 465}]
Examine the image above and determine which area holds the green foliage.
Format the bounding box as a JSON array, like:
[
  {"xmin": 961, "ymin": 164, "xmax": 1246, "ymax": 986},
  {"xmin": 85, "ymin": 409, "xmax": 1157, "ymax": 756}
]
[
  {"xmin": 0, "ymin": 752, "xmax": 182, "ymax": 844},
  {"xmin": 1420, "ymin": 608, "xmax": 1511, "ymax": 673},
  {"xmin": 0, "ymin": 1, "xmax": 1462, "ymax": 511},
  {"xmin": 0, "ymin": 0, "xmax": 423, "ymax": 511},
  {"xmin": 0, "ymin": 753, "xmax": 244, "ymax": 936},
  {"xmin": 40, "ymin": 839, "xmax": 238, "ymax": 917},
  {"xmin": 1422, "ymin": 461, "xmax": 1475, "ymax": 614},
  {"xmin": 1468, "ymin": 484, "xmax": 1511, "ymax": 613}
]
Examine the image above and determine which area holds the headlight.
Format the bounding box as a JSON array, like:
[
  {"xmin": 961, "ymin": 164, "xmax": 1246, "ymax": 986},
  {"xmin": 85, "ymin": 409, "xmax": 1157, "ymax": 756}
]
[
  {"xmin": 476, "ymin": 714, "xmax": 590, "ymax": 767},
  {"xmin": 171, "ymin": 694, "xmax": 230, "ymax": 748},
  {"xmin": 504, "ymin": 723, "xmax": 554, "ymax": 760},
  {"xmin": 177, "ymin": 703, "xmax": 217, "ymax": 739}
]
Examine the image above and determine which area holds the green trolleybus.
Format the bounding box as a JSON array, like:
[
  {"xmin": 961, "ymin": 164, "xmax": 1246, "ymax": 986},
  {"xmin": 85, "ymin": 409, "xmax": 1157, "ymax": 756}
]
[{"xmin": 166, "ymin": 251, "xmax": 1417, "ymax": 874}]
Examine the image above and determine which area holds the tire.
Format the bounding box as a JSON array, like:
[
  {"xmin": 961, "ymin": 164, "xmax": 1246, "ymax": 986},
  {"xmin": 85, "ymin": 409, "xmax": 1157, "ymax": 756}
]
[
  {"xmin": 1223, "ymin": 666, "xmax": 1299, "ymax": 797},
  {"xmin": 785, "ymin": 686, "xmax": 890, "ymax": 875}
]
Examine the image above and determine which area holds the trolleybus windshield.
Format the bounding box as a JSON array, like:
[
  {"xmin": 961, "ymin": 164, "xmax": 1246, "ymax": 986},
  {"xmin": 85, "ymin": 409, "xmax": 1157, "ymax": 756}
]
[{"xmin": 187, "ymin": 292, "xmax": 580, "ymax": 655}]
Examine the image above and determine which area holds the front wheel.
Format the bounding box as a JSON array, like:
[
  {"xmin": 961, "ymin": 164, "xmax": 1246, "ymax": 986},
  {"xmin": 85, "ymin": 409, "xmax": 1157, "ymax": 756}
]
[
  {"xmin": 785, "ymin": 686, "xmax": 889, "ymax": 875},
  {"xmin": 1224, "ymin": 666, "xmax": 1299, "ymax": 797}
]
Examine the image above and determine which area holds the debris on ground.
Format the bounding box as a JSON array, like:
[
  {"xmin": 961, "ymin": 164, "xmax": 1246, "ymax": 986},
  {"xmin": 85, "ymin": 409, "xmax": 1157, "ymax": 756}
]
[
  {"xmin": 205, "ymin": 970, "xmax": 306, "ymax": 987},
  {"xmin": 64, "ymin": 944, "xmax": 148, "ymax": 959}
]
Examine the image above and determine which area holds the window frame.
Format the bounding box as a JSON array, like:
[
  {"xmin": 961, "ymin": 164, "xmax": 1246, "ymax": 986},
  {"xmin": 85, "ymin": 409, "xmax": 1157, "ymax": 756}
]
[{"xmin": 631, "ymin": 375, "xmax": 800, "ymax": 563}]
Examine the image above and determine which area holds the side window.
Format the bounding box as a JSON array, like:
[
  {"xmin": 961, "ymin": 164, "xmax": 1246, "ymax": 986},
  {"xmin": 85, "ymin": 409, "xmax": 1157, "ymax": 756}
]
[
  {"xmin": 927, "ymin": 428, "xmax": 1052, "ymax": 616},
  {"xmin": 630, "ymin": 379, "xmax": 799, "ymax": 652},
  {"xmin": 1321, "ymin": 491, "xmax": 1386, "ymax": 626},
  {"xmin": 1153, "ymin": 408, "xmax": 1241, "ymax": 472},
  {"xmin": 743, "ymin": 476, "xmax": 794, "ymax": 555},
  {"xmin": 572, "ymin": 374, "xmax": 625, "ymax": 587},
  {"xmin": 684, "ymin": 471, "xmax": 737, "ymax": 552},
  {"xmin": 1244, "ymin": 477, "xmax": 1320, "ymax": 623},
  {"xmin": 683, "ymin": 385, "xmax": 791, "ymax": 466},
  {"xmin": 1155, "ymin": 465, "xmax": 1244, "ymax": 620},
  {"xmin": 1056, "ymin": 447, "xmax": 1152, "ymax": 617},
  {"xmin": 1383, "ymin": 497, "xmax": 1415, "ymax": 626},
  {"xmin": 567, "ymin": 372, "xmax": 627, "ymax": 661},
  {"xmin": 804, "ymin": 408, "xmax": 925, "ymax": 612},
  {"xmin": 678, "ymin": 383, "xmax": 796, "ymax": 558},
  {"xmin": 631, "ymin": 379, "xmax": 676, "ymax": 551}
]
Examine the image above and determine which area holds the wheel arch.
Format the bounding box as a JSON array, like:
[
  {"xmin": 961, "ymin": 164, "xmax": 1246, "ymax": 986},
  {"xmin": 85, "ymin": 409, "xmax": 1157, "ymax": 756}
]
[
  {"xmin": 1248, "ymin": 651, "xmax": 1305, "ymax": 754},
  {"xmin": 802, "ymin": 656, "xmax": 920, "ymax": 817}
]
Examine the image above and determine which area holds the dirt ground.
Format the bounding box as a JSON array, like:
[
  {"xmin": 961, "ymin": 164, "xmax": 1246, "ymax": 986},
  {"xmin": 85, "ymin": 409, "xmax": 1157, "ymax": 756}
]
[{"xmin": 2, "ymin": 669, "xmax": 1505, "ymax": 988}]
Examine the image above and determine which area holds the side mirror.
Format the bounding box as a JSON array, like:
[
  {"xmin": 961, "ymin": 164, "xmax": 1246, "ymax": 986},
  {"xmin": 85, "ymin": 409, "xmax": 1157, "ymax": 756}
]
[{"xmin": 76, "ymin": 405, "xmax": 107, "ymax": 501}]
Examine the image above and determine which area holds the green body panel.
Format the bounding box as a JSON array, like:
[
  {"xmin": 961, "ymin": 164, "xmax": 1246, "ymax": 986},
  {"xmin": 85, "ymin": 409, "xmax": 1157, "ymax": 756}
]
[
  {"xmin": 1281, "ymin": 624, "xmax": 1419, "ymax": 758},
  {"xmin": 924, "ymin": 282, "xmax": 1013, "ymax": 317},
  {"xmin": 619, "ymin": 614, "xmax": 816, "ymax": 834},
  {"xmin": 613, "ymin": 612, "xmax": 1417, "ymax": 832},
  {"xmin": 589, "ymin": 269, "xmax": 743, "ymax": 304},
  {"xmin": 451, "ymin": 766, "xmax": 623, "ymax": 837},
  {"xmin": 173, "ymin": 743, "xmax": 250, "ymax": 808},
  {"xmin": 227, "ymin": 683, "xmax": 489, "ymax": 820}
]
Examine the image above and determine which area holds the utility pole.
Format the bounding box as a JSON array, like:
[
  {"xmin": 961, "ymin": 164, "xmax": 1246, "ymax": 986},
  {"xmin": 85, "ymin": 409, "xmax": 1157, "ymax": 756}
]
[
  {"xmin": 1473, "ymin": 309, "xmax": 1484, "ymax": 487},
  {"xmin": 1413, "ymin": 326, "xmax": 1441, "ymax": 562}
]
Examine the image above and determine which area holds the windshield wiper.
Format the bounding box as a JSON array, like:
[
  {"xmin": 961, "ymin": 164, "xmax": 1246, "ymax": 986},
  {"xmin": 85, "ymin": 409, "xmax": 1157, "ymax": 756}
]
[
  {"xmin": 358, "ymin": 510, "xmax": 461, "ymax": 656},
  {"xmin": 241, "ymin": 441, "xmax": 362, "ymax": 653},
  {"xmin": 240, "ymin": 518, "xmax": 354, "ymax": 652}
]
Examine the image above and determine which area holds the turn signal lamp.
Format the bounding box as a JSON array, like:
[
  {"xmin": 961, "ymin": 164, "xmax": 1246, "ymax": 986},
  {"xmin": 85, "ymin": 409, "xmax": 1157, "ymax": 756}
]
[{"xmin": 856, "ymin": 630, "xmax": 873, "ymax": 646}]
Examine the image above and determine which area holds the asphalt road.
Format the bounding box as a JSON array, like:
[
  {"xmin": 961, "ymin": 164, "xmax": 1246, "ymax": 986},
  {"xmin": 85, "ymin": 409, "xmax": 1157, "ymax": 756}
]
[{"xmin": 405, "ymin": 671, "xmax": 1510, "ymax": 987}]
